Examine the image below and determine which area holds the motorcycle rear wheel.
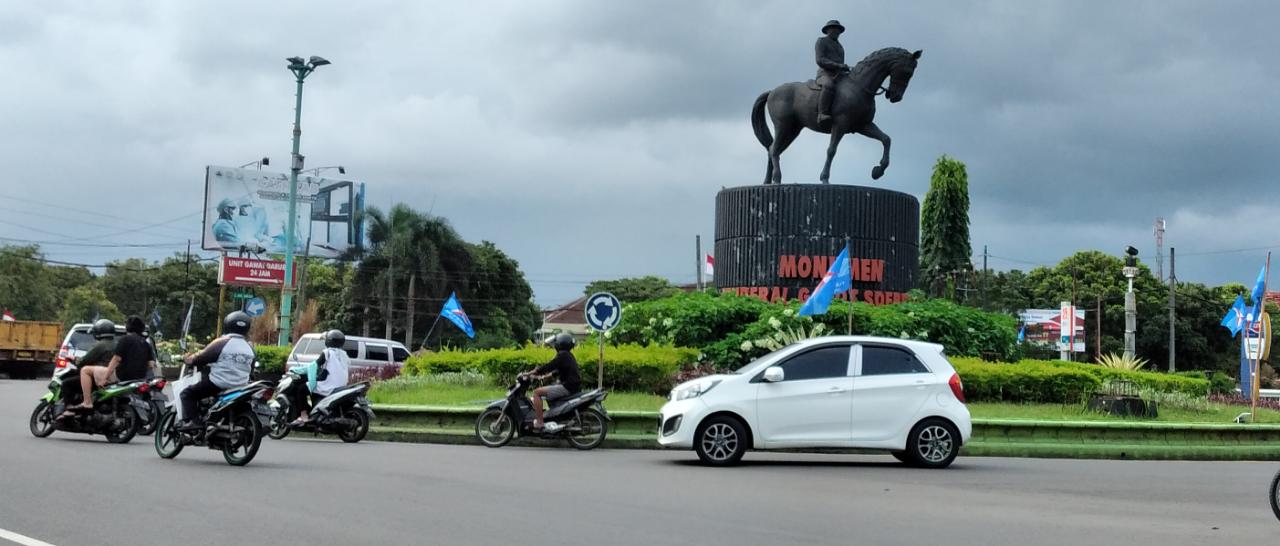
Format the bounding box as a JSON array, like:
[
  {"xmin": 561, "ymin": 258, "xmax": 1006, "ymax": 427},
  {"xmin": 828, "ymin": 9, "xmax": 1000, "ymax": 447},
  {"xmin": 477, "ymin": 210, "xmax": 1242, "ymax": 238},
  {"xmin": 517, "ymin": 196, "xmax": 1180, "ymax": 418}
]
[
  {"xmin": 223, "ymin": 411, "xmax": 263, "ymax": 466},
  {"xmin": 138, "ymin": 401, "xmax": 163, "ymax": 436},
  {"xmin": 475, "ymin": 407, "xmax": 515, "ymax": 448},
  {"xmin": 267, "ymin": 400, "xmax": 292, "ymax": 440},
  {"xmin": 566, "ymin": 408, "xmax": 608, "ymax": 450},
  {"xmin": 104, "ymin": 405, "xmax": 140, "ymax": 444},
  {"xmin": 154, "ymin": 411, "xmax": 184, "ymax": 459},
  {"xmin": 338, "ymin": 407, "xmax": 370, "ymax": 443},
  {"xmin": 29, "ymin": 401, "xmax": 55, "ymax": 438},
  {"xmin": 1270, "ymin": 468, "xmax": 1280, "ymax": 522}
]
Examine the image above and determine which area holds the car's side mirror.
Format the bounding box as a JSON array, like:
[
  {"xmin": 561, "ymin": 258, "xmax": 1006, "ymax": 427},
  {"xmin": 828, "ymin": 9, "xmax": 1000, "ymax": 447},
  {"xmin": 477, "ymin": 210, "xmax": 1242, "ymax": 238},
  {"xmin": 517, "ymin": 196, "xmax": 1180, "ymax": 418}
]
[{"xmin": 762, "ymin": 366, "xmax": 785, "ymax": 383}]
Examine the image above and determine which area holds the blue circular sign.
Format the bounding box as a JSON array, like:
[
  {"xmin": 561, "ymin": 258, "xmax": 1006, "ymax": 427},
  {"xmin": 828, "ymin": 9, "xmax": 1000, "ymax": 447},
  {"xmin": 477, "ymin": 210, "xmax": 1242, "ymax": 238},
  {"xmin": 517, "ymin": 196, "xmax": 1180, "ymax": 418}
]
[
  {"xmin": 584, "ymin": 292, "xmax": 622, "ymax": 332},
  {"xmin": 244, "ymin": 297, "xmax": 267, "ymax": 317}
]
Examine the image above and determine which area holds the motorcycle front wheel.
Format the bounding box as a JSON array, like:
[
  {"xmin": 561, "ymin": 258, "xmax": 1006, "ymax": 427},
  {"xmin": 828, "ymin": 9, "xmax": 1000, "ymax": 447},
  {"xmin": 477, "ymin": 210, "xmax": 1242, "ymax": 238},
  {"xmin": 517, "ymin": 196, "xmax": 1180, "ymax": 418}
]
[
  {"xmin": 29, "ymin": 400, "xmax": 55, "ymax": 438},
  {"xmin": 475, "ymin": 407, "xmax": 515, "ymax": 448},
  {"xmin": 1270, "ymin": 468, "xmax": 1280, "ymax": 521},
  {"xmin": 566, "ymin": 408, "xmax": 608, "ymax": 451},
  {"xmin": 223, "ymin": 411, "xmax": 263, "ymax": 466},
  {"xmin": 267, "ymin": 399, "xmax": 291, "ymax": 440},
  {"xmin": 154, "ymin": 411, "xmax": 184, "ymax": 459}
]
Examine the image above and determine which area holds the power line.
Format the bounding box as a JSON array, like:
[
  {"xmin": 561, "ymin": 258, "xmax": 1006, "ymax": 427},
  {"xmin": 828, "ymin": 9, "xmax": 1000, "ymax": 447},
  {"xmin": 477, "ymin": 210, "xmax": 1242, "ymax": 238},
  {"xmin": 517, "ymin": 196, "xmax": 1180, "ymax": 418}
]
[
  {"xmin": 0, "ymin": 236, "xmax": 189, "ymax": 248},
  {"xmin": 0, "ymin": 192, "xmax": 197, "ymax": 237}
]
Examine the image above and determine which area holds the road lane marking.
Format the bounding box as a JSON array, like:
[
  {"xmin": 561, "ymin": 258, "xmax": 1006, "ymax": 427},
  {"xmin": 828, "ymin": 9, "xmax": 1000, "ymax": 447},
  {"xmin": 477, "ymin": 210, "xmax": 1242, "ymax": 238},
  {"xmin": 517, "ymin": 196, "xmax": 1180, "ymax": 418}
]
[{"xmin": 0, "ymin": 528, "xmax": 57, "ymax": 546}]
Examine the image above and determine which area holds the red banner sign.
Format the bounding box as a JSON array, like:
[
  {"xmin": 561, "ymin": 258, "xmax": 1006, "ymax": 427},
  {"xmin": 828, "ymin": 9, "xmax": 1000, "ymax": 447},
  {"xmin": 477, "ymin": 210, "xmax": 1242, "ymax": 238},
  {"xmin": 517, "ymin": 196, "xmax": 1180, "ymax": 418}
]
[{"xmin": 218, "ymin": 256, "xmax": 294, "ymax": 287}]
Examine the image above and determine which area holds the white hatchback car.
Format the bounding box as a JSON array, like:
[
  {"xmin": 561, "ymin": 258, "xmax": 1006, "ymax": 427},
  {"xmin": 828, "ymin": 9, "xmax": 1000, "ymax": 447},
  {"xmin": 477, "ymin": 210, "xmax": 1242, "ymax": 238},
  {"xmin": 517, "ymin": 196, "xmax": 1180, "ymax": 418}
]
[{"xmin": 659, "ymin": 336, "xmax": 971, "ymax": 468}]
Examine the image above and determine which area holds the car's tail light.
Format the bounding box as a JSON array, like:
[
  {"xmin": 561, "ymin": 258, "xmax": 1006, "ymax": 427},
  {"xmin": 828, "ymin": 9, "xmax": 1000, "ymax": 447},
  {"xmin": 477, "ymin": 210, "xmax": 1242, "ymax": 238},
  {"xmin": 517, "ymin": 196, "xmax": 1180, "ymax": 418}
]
[
  {"xmin": 55, "ymin": 358, "xmax": 68, "ymax": 369},
  {"xmin": 948, "ymin": 373, "xmax": 965, "ymax": 403},
  {"xmin": 137, "ymin": 383, "xmax": 150, "ymax": 394}
]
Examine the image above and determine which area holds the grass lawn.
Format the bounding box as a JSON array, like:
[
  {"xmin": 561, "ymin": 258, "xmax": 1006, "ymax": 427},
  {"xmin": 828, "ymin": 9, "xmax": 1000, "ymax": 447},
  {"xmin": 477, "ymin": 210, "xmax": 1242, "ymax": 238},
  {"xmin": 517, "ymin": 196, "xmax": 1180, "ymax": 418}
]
[{"xmin": 369, "ymin": 377, "xmax": 1280, "ymax": 424}]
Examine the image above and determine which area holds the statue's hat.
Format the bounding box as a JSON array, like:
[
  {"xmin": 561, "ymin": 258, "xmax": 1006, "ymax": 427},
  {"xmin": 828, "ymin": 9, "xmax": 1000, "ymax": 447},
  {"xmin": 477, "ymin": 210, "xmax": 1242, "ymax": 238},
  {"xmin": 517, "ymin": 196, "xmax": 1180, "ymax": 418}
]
[{"xmin": 822, "ymin": 20, "xmax": 845, "ymax": 34}]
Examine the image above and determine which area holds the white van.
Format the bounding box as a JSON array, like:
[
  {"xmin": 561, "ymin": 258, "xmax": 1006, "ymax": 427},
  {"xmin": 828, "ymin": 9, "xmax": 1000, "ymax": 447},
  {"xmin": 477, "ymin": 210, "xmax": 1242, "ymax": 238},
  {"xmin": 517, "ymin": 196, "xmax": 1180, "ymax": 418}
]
[{"xmin": 287, "ymin": 333, "xmax": 410, "ymax": 370}]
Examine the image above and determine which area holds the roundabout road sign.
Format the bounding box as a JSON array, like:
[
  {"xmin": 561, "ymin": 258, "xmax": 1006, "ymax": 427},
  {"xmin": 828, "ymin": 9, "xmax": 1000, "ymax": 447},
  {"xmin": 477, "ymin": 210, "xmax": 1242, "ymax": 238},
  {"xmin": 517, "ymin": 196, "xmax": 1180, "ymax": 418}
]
[
  {"xmin": 584, "ymin": 292, "xmax": 622, "ymax": 332},
  {"xmin": 244, "ymin": 297, "xmax": 267, "ymax": 317}
]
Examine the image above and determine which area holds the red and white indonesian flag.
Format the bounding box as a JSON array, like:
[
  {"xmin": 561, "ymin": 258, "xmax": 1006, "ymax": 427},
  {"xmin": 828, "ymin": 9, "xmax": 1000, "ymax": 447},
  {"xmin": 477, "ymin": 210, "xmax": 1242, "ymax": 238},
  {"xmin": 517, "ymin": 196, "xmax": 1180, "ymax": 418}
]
[
  {"xmin": 1, "ymin": 310, "xmax": 14, "ymax": 322},
  {"xmin": 705, "ymin": 255, "xmax": 714, "ymax": 275}
]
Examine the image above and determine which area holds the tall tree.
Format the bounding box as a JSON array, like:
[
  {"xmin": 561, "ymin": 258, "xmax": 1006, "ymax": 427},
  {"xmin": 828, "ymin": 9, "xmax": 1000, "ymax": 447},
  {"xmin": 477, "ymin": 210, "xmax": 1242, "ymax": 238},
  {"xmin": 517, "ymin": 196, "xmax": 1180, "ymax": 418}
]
[
  {"xmin": 584, "ymin": 276, "xmax": 681, "ymax": 302},
  {"xmin": 919, "ymin": 155, "xmax": 973, "ymax": 299},
  {"xmin": 0, "ymin": 245, "xmax": 60, "ymax": 320}
]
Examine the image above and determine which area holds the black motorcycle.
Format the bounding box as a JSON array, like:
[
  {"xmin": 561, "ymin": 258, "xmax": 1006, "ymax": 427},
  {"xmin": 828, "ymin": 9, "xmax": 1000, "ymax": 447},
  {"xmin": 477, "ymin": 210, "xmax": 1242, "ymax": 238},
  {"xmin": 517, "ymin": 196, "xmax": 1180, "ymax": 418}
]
[
  {"xmin": 136, "ymin": 377, "xmax": 170, "ymax": 436},
  {"xmin": 153, "ymin": 366, "xmax": 274, "ymax": 466},
  {"xmin": 266, "ymin": 371, "xmax": 373, "ymax": 443},
  {"xmin": 474, "ymin": 374, "xmax": 609, "ymax": 450},
  {"xmin": 29, "ymin": 363, "xmax": 150, "ymax": 444}
]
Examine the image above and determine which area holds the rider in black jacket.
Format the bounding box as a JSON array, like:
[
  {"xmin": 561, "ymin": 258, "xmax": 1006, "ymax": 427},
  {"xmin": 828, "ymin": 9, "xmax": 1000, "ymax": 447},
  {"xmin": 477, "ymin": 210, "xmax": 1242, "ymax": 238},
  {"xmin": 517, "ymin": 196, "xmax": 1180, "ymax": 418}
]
[{"xmin": 525, "ymin": 333, "xmax": 581, "ymax": 432}]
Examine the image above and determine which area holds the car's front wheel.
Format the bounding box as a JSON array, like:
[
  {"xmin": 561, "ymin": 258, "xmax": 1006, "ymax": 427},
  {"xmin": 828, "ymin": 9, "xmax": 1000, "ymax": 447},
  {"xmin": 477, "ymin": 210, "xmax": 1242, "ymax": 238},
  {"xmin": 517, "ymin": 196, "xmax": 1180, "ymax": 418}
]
[
  {"xmin": 906, "ymin": 418, "xmax": 960, "ymax": 469},
  {"xmin": 694, "ymin": 416, "xmax": 747, "ymax": 466}
]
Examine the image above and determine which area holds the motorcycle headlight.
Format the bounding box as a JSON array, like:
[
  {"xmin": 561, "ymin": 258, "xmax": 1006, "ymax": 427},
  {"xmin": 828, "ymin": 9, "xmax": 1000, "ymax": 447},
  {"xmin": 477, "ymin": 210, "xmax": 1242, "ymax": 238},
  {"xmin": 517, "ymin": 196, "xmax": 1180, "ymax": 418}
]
[{"xmin": 671, "ymin": 379, "xmax": 722, "ymax": 402}]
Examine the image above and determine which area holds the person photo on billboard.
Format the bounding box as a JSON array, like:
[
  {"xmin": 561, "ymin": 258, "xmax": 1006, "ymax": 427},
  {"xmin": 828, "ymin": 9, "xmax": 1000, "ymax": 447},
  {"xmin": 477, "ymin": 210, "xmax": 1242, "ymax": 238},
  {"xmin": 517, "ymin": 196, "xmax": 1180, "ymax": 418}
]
[{"xmin": 213, "ymin": 198, "xmax": 239, "ymax": 244}]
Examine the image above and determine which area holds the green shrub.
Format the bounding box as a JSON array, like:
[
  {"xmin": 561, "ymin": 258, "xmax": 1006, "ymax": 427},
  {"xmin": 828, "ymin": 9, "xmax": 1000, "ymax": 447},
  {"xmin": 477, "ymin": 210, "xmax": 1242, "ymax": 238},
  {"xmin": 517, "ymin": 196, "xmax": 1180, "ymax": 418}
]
[
  {"xmin": 404, "ymin": 344, "xmax": 699, "ymax": 394},
  {"xmin": 254, "ymin": 345, "xmax": 292, "ymax": 373},
  {"xmin": 951, "ymin": 358, "xmax": 1100, "ymax": 403},
  {"xmin": 949, "ymin": 356, "xmax": 1211, "ymax": 403},
  {"xmin": 1209, "ymin": 371, "xmax": 1235, "ymax": 394}
]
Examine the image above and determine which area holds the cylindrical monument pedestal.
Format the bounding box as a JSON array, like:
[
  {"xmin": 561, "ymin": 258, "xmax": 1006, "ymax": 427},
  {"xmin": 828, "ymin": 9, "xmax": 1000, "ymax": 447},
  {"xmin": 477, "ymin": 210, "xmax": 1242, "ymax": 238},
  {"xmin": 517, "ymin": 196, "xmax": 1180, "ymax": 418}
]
[{"xmin": 713, "ymin": 184, "xmax": 919, "ymax": 305}]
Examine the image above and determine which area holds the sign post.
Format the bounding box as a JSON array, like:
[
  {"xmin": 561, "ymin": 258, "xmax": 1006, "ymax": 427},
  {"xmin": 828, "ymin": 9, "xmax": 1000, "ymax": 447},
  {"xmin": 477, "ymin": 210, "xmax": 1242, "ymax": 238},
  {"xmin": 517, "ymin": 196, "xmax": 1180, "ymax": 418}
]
[{"xmin": 584, "ymin": 292, "xmax": 622, "ymax": 389}]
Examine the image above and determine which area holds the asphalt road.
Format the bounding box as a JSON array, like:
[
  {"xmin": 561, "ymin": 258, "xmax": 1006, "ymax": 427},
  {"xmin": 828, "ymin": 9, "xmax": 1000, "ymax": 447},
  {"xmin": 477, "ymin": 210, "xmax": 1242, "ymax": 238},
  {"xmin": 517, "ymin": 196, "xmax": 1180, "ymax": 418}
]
[{"xmin": 1, "ymin": 379, "xmax": 1277, "ymax": 545}]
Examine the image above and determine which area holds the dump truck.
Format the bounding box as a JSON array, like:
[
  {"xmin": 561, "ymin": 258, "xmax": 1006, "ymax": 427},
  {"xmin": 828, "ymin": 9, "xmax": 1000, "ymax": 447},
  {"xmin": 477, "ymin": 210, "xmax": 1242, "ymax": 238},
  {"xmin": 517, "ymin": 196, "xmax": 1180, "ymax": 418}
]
[{"xmin": 0, "ymin": 320, "xmax": 62, "ymax": 379}]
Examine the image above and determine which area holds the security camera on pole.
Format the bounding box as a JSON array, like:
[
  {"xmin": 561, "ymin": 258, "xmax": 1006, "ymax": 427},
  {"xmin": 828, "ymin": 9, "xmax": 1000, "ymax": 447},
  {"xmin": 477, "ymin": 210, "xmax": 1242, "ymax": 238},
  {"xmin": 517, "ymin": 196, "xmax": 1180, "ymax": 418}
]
[
  {"xmin": 278, "ymin": 55, "xmax": 331, "ymax": 346},
  {"xmin": 1122, "ymin": 246, "xmax": 1140, "ymax": 360}
]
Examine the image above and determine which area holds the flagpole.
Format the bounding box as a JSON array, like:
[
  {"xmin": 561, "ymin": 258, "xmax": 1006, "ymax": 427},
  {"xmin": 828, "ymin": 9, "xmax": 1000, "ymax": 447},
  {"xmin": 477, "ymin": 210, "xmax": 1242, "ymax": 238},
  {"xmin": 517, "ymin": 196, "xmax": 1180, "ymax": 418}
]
[
  {"xmin": 1254, "ymin": 252, "xmax": 1271, "ymax": 422},
  {"xmin": 845, "ymin": 236, "xmax": 853, "ymax": 336},
  {"xmin": 420, "ymin": 314, "xmax": 442, "ymax": 352}
]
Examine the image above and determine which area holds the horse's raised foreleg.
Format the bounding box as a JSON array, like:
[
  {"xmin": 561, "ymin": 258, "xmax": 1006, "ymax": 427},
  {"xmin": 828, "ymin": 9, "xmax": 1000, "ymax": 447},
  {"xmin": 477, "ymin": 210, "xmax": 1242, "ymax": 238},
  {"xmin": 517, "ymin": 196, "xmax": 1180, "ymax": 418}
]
[
  {"xmin": 819, "ymin": 130, "xmax": 846, "ymax": 184},
  {"xmin": 858, "ymin": 122, "xmax": 892, "ymax": 180}
]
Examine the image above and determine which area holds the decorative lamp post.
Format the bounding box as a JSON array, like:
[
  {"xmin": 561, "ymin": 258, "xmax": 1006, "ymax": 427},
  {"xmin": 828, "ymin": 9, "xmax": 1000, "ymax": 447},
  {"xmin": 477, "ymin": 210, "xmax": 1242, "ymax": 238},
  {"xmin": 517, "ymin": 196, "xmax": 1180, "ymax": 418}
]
[{"xmin": 279, "ymin": 55, "xmax": 330, "ymax": 346}]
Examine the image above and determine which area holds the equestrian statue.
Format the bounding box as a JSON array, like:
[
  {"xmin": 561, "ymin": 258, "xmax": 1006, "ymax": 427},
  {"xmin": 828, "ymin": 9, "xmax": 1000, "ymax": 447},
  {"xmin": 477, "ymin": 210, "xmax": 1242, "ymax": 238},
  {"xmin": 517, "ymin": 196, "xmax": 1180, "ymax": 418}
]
[{"xmin": 751, "ymin": 20, "xmax": 922, "ymax": 184}]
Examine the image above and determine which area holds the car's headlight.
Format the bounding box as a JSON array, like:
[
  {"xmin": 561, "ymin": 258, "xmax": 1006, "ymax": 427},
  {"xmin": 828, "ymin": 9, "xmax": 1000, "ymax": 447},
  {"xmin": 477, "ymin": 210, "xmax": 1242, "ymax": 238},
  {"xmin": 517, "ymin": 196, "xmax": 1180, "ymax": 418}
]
[{"xmin": 671, "ymin": 379, "xmax": 722, "ymax": 401}]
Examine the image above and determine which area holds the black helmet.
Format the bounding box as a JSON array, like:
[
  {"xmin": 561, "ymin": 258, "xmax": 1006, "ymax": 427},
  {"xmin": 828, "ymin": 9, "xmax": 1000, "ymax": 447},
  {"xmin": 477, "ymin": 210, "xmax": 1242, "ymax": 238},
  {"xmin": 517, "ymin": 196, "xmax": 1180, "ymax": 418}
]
[
  {"xmin": 91, "ymin": 319, "xmax": 117, "ymax": 339},
  {"xmin": 552, "ymin": 333, "xmax": 576, "ymax": 351},
  {"xmin": 223, "ymin": 311, "xmax": 252, "ymax": 336},
  {"xmin": 324, "ymin": 329, "xmax": 346, "ymax": 348}
]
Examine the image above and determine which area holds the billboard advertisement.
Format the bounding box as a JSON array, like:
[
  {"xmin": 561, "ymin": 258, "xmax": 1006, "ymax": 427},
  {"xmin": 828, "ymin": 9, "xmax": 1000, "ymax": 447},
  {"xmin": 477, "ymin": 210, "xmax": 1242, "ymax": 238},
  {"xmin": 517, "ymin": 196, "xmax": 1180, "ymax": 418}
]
[
  {"xmin": 1018, "ymin": 307, "xmax": 1086, "ymax": 353},
  {"xmin": 217, "ymin": 255, "xmax": 296, "ymax": 287},
  {"xmin": 202, "ymin": 166, "xmax": 365, "ymax": 259}
]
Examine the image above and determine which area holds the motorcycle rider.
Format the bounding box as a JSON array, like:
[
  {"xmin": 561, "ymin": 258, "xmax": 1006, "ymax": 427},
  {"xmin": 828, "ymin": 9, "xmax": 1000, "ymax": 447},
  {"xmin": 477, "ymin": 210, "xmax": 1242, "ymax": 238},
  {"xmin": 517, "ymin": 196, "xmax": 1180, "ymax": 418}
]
[
  {"xmin": 71, "ymin": 316, "xmax": 154, "ymax": 411},
  {"xmin": 58, "ymin": 319, "xmax": 117, "ymax": 417},
  {"xmin": 523, "ymin": 333, "xmax": 581, "ymax": 433},
  {"xmin": 287, "ymin": 329, "xmax": 350, "ymax": 426},
  {"xmin": 177, "ymin": 311, "xmax": 256, "ymax": 430}
]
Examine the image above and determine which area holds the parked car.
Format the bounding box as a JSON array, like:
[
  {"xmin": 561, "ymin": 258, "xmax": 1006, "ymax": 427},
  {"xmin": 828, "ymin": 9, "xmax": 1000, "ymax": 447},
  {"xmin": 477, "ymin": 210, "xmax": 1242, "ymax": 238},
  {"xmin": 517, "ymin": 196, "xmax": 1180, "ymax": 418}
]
[
  {"xmin": 287, "ymin": 333, "xmax": 410, "ymax": 371},
  {"xmin": 658, "ymin": 336, "xmax": 971, "ymax": 468}
]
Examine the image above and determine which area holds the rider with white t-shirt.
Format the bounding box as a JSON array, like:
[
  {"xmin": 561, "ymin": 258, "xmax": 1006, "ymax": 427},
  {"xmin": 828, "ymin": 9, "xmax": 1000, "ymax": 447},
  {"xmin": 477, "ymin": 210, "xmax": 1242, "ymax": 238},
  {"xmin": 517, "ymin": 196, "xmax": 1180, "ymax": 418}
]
[{"xmin": 288, "ymin": 329, "xmax": 350, "ymax": 425}]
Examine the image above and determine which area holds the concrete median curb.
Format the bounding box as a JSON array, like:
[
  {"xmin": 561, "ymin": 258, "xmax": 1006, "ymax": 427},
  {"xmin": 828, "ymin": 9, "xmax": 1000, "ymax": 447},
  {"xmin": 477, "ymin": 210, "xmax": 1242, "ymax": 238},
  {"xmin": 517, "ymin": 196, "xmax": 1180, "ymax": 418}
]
[{"xmin": 369, "ymin": 405, "xmax": 1280, "ymax": 460}]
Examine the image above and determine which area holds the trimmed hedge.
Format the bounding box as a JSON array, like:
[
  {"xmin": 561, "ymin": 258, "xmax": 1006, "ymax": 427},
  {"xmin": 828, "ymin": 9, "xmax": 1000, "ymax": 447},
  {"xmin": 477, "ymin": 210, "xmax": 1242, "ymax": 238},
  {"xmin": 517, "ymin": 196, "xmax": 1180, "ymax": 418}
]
[
  {"xmin": 404, "ymin": 344, "xmax": 700, "ymax": 394},
  {"xmin": 951, "ymin": 359, "xmax": 1101, "ymax": 404},
  {"xmin": 254, "ymin": 345, "xmax": 292, "ymax": 373},
  {"xmin": 950, "ymin": 357, "xmax": 1211, "ymax": 403}
]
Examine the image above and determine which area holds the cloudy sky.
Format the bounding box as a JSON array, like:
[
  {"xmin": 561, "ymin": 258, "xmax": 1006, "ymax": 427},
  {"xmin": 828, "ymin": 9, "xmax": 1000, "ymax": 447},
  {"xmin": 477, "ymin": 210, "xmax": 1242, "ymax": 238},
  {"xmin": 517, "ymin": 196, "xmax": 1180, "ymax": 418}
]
[{"xmin": 1, "ymin": 1, "xmax": 1277, "ymax": 306}]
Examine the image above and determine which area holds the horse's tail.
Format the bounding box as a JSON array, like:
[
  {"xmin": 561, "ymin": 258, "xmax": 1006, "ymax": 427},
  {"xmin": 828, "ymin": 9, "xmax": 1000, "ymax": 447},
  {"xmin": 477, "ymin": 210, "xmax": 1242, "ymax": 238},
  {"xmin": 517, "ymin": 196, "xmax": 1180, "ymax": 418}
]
[{"xmin": 751, "ymin": 91, "xmax": 772, "ymax": 149}]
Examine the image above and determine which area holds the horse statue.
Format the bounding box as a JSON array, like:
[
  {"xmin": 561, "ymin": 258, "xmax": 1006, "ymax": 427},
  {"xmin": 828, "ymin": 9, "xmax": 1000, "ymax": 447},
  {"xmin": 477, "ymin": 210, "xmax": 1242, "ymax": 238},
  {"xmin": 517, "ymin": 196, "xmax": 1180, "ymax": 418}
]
[{"xmin": 751, "ymin": 47, "xmax": 922, "ymax": 184}]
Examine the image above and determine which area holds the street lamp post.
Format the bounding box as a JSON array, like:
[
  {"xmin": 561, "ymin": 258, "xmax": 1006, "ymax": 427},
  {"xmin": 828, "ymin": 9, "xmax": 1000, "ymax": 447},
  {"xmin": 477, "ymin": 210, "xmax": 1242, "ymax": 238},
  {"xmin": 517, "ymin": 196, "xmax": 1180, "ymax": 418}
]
[
  {"xmin": 1122, "ymin": 246, "xmax": 1139, "ymax": 360},
  {"xmin": 239, "ymin": 157, "xmax": 270, "ymax": 170},
  {"xmin": 279, "ymin": 55, "xmax": 330, "ymax": 346},
  {"xmin": 303, "ymin": 165, "xmax": 346, "ymax": 176}
]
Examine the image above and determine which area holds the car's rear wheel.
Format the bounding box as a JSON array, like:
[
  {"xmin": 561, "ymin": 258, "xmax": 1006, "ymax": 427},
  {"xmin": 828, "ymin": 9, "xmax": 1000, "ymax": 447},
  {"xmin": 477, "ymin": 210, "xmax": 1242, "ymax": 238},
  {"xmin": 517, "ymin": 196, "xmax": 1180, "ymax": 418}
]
[
  {"xmin": 906, "ymin": 418, "xmax": 960, "ymax": 469},
  {"xmin": 694, "ymin": 416, "xmax": 747, "ymax": 466}
]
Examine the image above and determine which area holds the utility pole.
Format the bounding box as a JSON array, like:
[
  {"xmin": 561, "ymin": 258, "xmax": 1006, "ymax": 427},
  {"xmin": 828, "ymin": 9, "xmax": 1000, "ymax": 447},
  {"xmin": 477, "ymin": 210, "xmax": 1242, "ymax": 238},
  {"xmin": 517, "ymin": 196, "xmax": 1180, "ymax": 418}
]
[
  {"xmin": 1070, "ymin": 266, "xmax": 1078, "ymax": 361},
  {"xmin": 981, "ymin": 245, "xmax": 989, "ymax": 310},
  {"xmin": 695, "ymin": 235, "xmax": 703, "ymax": 291},
  {"xmin": 1095, "ymin": 295, "xmax": 1102, "ymax": 363},
  {"xmin": 1167, "ymin": 247, "xmax": 1176, "ymax": 372}
]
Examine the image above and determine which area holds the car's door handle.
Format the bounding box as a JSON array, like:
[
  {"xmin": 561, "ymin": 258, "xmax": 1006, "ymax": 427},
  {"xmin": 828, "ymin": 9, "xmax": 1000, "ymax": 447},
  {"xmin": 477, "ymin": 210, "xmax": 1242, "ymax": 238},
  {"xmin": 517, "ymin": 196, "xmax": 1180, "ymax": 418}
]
[{"xmin": 827, "ymin": 387, "xmax": 847, "ymax": 394}]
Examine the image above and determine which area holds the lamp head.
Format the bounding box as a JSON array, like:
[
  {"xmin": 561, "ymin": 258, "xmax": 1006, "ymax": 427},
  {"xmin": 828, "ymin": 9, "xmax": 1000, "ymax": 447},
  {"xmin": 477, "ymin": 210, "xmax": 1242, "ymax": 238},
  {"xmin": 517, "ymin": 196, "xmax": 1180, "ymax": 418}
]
[
  {"xmin": 338, "ymin": 166, "xmax": 346, "ymax": 174},
  {"xmin": 309, "ymin": 56, "xmax": 331, "ymax": 67},
  {"xmin": 261, "ymin": 157, "xmax": 270, "ymax": 166}
]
